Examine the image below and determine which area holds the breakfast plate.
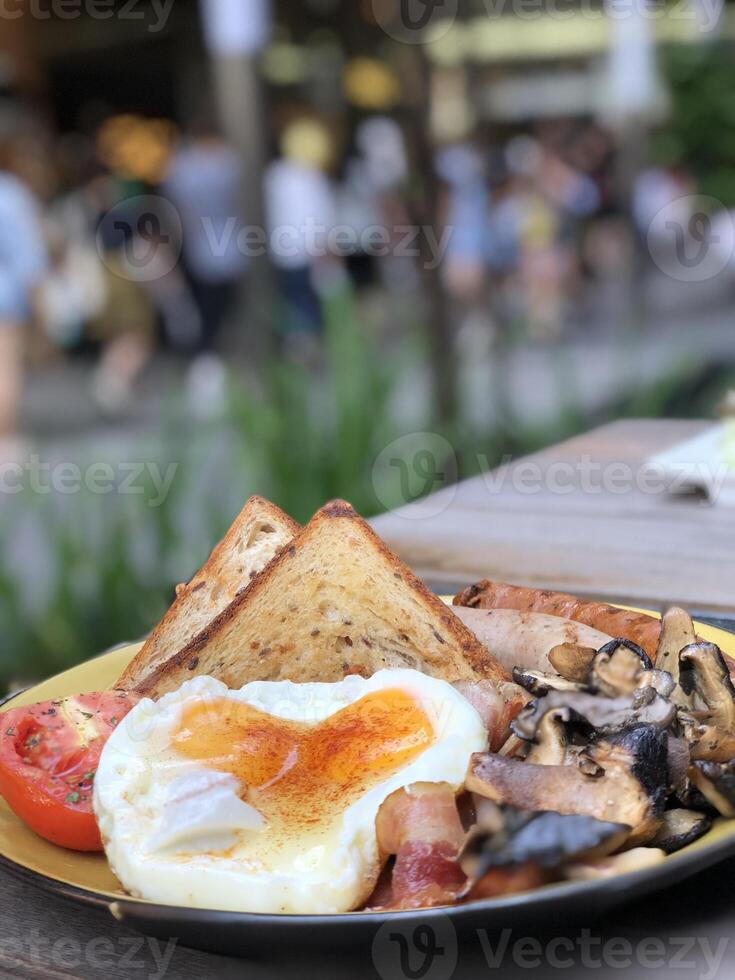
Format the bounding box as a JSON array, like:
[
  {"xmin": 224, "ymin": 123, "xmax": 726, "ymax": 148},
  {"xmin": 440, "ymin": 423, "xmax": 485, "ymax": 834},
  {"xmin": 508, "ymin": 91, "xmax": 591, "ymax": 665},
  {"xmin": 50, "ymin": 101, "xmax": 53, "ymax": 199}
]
[{"xmin": 2, "ymin": 615, "xmax": 735, "ymax": 957}]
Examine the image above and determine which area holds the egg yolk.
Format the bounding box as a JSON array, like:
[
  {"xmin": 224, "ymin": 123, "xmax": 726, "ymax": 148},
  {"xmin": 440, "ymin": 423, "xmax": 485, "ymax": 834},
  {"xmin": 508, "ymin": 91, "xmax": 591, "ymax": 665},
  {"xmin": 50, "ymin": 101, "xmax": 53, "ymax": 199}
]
[{"xmin": 171, "ymin": 690, "xmax": 434, "ymax": 838}]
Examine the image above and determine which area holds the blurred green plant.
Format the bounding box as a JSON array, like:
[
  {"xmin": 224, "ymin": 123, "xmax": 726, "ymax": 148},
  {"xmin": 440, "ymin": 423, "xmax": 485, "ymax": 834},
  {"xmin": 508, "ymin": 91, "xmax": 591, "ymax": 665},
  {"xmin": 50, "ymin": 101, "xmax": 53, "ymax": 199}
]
[
  {"xmin": 0, "ymin": 472, "xmax": 180, "ymax": 687},
  {"xmin": 229, "ymin": 283, "xmax": 400, "ymax": 522},
  {"xmin": 653, "ymin": 41, "xmax": 735, "ymax": 205}
]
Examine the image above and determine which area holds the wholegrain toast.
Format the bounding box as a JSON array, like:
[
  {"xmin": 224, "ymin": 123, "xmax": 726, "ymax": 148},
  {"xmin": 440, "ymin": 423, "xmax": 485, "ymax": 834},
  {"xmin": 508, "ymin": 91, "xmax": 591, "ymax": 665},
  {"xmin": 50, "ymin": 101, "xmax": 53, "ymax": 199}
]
[
  {"xmin": 133, "ymin": 500, "xmax": 507, "ymax": 698},
  {"xmin": 119, "ymin": 496, "xmax": 299, "ymax": 690}
]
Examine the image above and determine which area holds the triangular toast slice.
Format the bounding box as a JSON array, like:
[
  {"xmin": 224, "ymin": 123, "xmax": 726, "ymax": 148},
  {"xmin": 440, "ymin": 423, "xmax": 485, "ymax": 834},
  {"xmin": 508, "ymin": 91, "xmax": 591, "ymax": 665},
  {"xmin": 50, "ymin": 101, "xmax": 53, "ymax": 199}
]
[
  {"xmin": 132, "ymin": 500, "xmax": 507, "ymax": 699},
  {"xmin": 119, "ymin": 497, "xmax": 300, "ymax": 690}
]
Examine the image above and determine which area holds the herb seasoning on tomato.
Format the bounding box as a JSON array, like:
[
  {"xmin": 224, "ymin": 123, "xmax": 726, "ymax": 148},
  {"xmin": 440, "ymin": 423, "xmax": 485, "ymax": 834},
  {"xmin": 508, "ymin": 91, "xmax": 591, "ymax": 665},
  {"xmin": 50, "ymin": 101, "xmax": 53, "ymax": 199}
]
[{"xmin": 0, "ymin": 690, "xmax": 138, "ymax": 851}]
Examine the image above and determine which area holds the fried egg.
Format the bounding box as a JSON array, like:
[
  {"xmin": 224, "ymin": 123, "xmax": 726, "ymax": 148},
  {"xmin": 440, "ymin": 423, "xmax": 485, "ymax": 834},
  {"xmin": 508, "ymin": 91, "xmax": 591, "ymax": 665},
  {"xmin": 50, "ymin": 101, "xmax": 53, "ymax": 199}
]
[{"xmin": 93, "ymin": 670, "xmax": 487, "ymax": 914}]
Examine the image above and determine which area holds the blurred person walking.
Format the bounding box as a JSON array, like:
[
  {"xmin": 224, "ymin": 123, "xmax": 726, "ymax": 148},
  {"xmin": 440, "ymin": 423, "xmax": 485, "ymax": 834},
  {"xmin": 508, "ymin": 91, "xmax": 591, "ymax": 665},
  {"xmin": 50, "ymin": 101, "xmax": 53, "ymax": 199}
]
[
  {"xmin": 86, "ymin": 175, "xmax": 158, "ymax": 414},
  {"xmin": 0, "ymin": 131, "xmax": 47, "ymax": 459},
  {"xmin": 164, "ymin": 119, "xmax": 246, "ymax": 348},
  {"xmin": 435, "ymin": 143, "xmax": 494, "ymax": 352},
  {"xmin": 164, "ymin": 118, "xmax": 247, "ymax": 411},
  {"xmin": 265, "ymin": 118, "xmax": 339, "ymax": 353},
  {"xmin": 340, "ymin": 117, "xmax": 413, "ymax": 295}
]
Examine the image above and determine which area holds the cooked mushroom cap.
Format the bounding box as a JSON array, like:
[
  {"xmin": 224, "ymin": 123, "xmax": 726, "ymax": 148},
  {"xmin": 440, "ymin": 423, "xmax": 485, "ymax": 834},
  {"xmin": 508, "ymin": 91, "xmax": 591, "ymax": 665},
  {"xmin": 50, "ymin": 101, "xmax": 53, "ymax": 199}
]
[
  {"xmin": 589, "ymin": 641, "xmax": 673, "ymax": 699},
  {"xmin": 597, "ymin": 638, "xmax": 652, "ymax": 670},
  {"xmin": 689, "ymin": 761, "xmax": 735, "ymax": 818},
  {"xmin": 467, "ymin": 724, "xmax": 668, "ymax": 846},
  {"xmin": 590, "ymin": 642, "xmax": 650, "ymax": 697},
  {"xmin": 650, "ymin": 809, "xmax": 712, "ymax": 854},
  {"xmin": 512, "ymin": 688, "xmax": 675, "ymax": 742},
  {"xmin": 678, "ymin": 715, "xmax": 735, "ymax": 763},
  {"xmin": 548, "ymin": 643, "xmax": 597, "ymax": 684},
  {"xmin": 603, "ymin": 726, "xmax": 670, "ymax": 816},
  {"xmin": 655, "ymin": 607, "xmax": 697, "ymax": 709},
  {"xmin": 638, "ymin": 670, "xmax": 676, "ymax": 699},
  {"xmin": 512, "ymin": 668, "xmax": 587, "ymax": 698},
  {"xmin": 461, "ymin": 808, "xmax": 629, "ymax": 880},
  {"xmin": 666, "ymin": 735, "xmax": 691, "ymax": 790},
  {"xmin": 524, "ymin": 708, "xmax": 570, "ymax": 766},
  {"xmin": 680, "ymin": 642, "xmax": 735, "ymax": 730}
]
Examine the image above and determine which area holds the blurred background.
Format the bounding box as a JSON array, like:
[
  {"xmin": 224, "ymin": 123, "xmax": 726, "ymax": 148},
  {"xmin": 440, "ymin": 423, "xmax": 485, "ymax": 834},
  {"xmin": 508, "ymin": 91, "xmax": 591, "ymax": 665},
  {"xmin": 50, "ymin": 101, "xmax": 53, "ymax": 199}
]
[{"xmin": 0, "ymin": 0, "xmax": 734, "ymax": 687}]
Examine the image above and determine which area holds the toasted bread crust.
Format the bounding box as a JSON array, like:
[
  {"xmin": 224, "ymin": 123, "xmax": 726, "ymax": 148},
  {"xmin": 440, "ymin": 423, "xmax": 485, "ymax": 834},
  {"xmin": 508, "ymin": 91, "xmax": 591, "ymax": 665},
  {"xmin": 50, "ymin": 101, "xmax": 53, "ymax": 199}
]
[
  {"xmin": 134, "ymin": 500, "xmax": 506, "ymax": 698},
  {"xmin": 118, "ymin": 497, "xmax": 299, "ymax": 689}
]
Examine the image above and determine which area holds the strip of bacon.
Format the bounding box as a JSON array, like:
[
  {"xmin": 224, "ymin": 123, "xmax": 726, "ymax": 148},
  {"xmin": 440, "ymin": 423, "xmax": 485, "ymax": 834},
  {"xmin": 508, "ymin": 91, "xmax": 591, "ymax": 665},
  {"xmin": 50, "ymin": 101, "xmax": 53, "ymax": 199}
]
[
  {"xmin": 453, "ymin": 680, "xmax": 528, "ymax": 752},
  {"xmin": 372, "ymin": 783, "xmax": 466, "ymax": 910}
]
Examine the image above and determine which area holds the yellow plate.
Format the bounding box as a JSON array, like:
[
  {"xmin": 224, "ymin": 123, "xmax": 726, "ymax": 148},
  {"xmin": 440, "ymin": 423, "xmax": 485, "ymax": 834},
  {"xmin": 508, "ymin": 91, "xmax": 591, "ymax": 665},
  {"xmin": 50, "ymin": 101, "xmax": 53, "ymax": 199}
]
[{"xmin": 1, "ymin": 615, "xmax": 735, "ymax": 920}]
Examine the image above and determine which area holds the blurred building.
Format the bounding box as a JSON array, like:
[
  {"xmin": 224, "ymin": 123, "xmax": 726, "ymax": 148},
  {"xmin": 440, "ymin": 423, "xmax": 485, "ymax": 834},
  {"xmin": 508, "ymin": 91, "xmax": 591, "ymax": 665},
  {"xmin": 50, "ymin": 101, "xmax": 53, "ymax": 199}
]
[
  {"xmin": 0, "ymin": 0, "xmax": 207, "ymax": 127},
  {"xmin": 0, "ymin": 0, "xmax": 732, "ymax": 131}
]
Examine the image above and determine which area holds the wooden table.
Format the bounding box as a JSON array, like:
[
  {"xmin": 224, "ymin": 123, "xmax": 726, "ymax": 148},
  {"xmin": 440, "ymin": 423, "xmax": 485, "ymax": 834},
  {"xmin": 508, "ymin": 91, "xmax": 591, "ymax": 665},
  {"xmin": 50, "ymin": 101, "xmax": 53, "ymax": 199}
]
[
  {"xmin": 3, "ymin": 418, "xmax": 735, "ymax": 978},
  {"xmin": 372, "ymin": 419, "xmax": 735, "ymax": 614}
]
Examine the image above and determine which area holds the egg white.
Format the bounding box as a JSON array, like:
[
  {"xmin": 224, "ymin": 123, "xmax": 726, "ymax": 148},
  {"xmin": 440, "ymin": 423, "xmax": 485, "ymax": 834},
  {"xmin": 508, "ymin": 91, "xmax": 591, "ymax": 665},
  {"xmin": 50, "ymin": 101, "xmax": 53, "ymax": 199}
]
[{"xmin": 93, "ymin": 670, "xmax": 488, "ymax": 915}]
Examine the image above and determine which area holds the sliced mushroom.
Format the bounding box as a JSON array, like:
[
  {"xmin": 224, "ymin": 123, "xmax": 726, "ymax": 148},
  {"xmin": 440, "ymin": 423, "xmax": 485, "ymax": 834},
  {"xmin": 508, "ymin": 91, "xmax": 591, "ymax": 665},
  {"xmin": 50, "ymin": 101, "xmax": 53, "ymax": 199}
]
[
  {"xmin": 467, "ymin": 725, "xmax": 668, "ymax": 846},
  {"xmin": 497, "ymin": 733, "xmax": 526, "ymax": 758},
  {"xmin": 680, "ymin": 642, "xmax": 735, "ymax": 730},
  {"xmin": 655, "ymin": 607, "xmax": 697, "ymax": 709},
  {"xmin": 598, "ymin": 638, "xmax": 652, "ymax": 669},
  {"xmin": 512, "ymin": 687, "xmax": 676, "ymax": 742},
  {"xmin": 588, "ymin": 640, "xmax": 673, "ymax": 700},
  {"xmin": 603, "ymin": 726, "xmax": 670, "ymax": 822},
  {"xmin": 564, "ymin": 847, "xmax": 666, "ymax": 881},
  {"xmin": 638, "ymin": 670, "xmax": 676, "ymax": 699},
  {"xmin": 524, "ymin": 708, "xmax": 570, "ymax": 766},
  {"xmin": 649, "ymin": 809, "xmax": 712, "ymax": 854},
  {"xmin": 512, "ymin": 667, "xmax": 587, "ymax": 698},
  {"xmin": 548, "ymin": 643, "xmax": 597, "ymax": 684},
  {"xmin": 666, "ymin": 735, "xmax": 691, "ymax": 792},
  {"xmin": 678, "ymin": 714, "xmax": 735, "ymax": 763},
  {"xmin": 590, "ymin": 641, "xmax": 650, "ymax": 697},
  {"xmin": 689, "ymin": 761, "xmax": 735, "ymax": 817},
  {"xmin": 674, "ymin": 775, "xmax": 712, "ymax": 813},
  {"xmin": 461, "ymin": 806, "xmax": 629, "ymax": 883}
]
